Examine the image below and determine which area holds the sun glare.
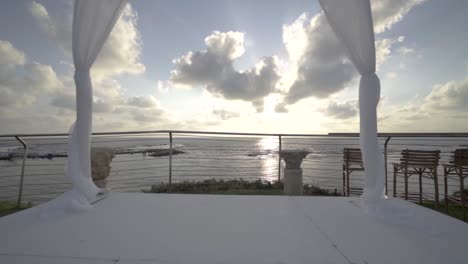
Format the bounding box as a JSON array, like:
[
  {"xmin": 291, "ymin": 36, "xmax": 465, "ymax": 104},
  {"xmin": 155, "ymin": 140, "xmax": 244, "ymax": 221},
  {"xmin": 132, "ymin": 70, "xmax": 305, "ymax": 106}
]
[
  {"xmin": 257, "ymin": 137, "xmax": 279, "ymax": 182},
  {"xmin": 262, "ymin": 94, "xmax": 278, "ymax": 117}
]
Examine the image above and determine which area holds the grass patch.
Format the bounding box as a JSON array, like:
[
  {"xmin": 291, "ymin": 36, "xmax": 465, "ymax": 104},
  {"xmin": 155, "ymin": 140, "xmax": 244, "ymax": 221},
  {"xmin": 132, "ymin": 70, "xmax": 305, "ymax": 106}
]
[
  {"xmin": 0, "ymin": 201, "xmax": 32, "ymax": 217},
  {"xmin": 421, "ymin": 189, "xmax": 468, "ymax": 222},
  {"xmin": 422, "ymin": 202, "xmax": 468, "ymax": 223},
  {"xmin": 144, "ymin": 178, "xmax": 336, "ymax": 196}
]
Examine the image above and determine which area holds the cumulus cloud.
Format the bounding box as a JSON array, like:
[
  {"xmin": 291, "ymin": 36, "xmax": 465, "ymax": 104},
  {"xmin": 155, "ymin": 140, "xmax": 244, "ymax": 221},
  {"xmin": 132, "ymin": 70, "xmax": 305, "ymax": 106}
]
[
  {"xmin": 372, "ymin": 0, "xmax": 425, "ymax": 34},
  {"xmin": 212, "ymin": 109, "xmax": 240, "ymax": 120},
  {"xmin": 29, "ymin": 1, "xmax": 72, "ymax": 53},
  {"xmin": 93, "ymin": 5, "xmax": 145, "ymax": 77},
  {"xmin": 30, "ymin": 1, "xmax": 145, "ymax": 78},
  {"xmin": 375, "ymin": 38, "xmax": 399, "ymax": 68},
  {"xmin": 381, "ymin": 77, "xmax": 468, "ymax": 131},
  {"xmin": 126, "ymin": 95, "xmax": 160, "ymax": 108},
  {"xmin": 93, "ymin": 99, "xmax": 114, "ymax": 113},
  {"xmin": 50, "ymin": 90, "xmax": 75, "ymax": 110},
  {"xmin": 205, "ymin": 31, "xmax": 245, "ymax": 60},
  {"xmin": 156, "ymin": 80, "xmax": 169, "ymax": 93},
  {"xmin": 0, "ymin": 88, "xmax": 33, "ymax": 108},
  {"xmin": 50, "ymin": 82, "xmax": 167, "ymax": 118},
  {"xmin": 422, "ymin": 78, "xmax": 468, "ymax": 111},
  {"xmin": 0, "ymin": 40, "xmax": 76, "ymax": 132},
  {"xmin": 0, "ymin": 109, "xmax": 73, "ymax": 134},
  {"xmin": 281, "ymin": 13, "xmax": 402, "ymax": 104},
  {"xmin": 169, "ymin": 31, "xmax": 281, "ymax": 112},
  {"xmin": 0, "ymin": 3, "xmax": 175, "ymax": 134},
  {"xmin": 0, "ymin": 40, "xmax": 26, "ymax": 90},
  {"xmin": 274, "ymin": 103, "xmax": 289, "ymax": 113},
  {"xmin": 0, "ymin": 40, "xmax": 64, "ymax": 108},
  {"xmin": 50, "ymin": 90, "xmax": 169, "ymax": 129},
  {"xmin": 19, "ymin": 1, "xmax": 170, "ymax": 133},
  {"xmin": 23, "ymin": 63, "xmax": 62, "ymax": 92},
  {"xmin": 324, "ymin": 100, "xmax": 358, "ymax": 119},
  {"xmin": 51, "ymin": 89, "xmax": 167, "ymax": 126},
  {"xmin": 277, "ymin": 0, "xmax": 424, "ymax": 111},
  {"xmin": 127, "ymin": 107, "xmax": 165, "ymax": 123},
  {"xmin": 47, "ymin": 84, "xmax": 119, "ymax": 114},
  {"xmin": 0, "ymin": 40, "xmax": 26, "ymax": 65},
  {"xmin": 282, "ymin": 13, "xmax": 355, "ymax": 103},
  {"xmin": 397, "ymin": 46, "xmax": 415, "ymax": 56}
]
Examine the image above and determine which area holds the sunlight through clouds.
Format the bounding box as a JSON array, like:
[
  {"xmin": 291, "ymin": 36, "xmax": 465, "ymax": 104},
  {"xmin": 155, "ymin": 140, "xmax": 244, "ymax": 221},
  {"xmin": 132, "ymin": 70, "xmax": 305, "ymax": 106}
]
[{"xmin": 2, "ymin": 0, "xmax": 467, "ymax": 134}]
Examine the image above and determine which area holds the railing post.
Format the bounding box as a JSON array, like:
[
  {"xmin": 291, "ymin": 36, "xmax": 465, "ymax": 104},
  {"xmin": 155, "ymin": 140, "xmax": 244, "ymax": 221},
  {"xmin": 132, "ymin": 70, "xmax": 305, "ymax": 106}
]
[
  {"xmin": 384, "ymin": 136, "xmax": 391, "ymax": 196},
  {"xmin": 169, "ymin": 132, "xmax": 173, "ymax": 192},
  {"xmin": 278, "ymin": 135, "xmax": 282, "ymax": 181},
  {"xmin": 14, "ymin": 136, "xmax": 28, "ymax": 208}
]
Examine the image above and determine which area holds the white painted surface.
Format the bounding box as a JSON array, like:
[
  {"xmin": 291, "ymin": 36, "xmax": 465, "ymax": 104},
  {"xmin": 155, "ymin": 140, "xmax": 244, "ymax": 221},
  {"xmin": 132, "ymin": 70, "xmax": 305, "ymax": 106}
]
[{"xmin": 1, "ymin": 194, "xmax": 467, "ymax": 264}]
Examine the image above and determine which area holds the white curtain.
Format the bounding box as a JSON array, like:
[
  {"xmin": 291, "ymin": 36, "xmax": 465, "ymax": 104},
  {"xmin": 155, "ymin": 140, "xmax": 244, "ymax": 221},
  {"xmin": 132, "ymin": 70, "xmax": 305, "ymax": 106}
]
[
  {"xmin": 68, "ymin": 0, "xmax": 127, "ymax": 202},
  {"xmin": 318, "ymin": 0, "xmax": 385, "ymax": 206}
]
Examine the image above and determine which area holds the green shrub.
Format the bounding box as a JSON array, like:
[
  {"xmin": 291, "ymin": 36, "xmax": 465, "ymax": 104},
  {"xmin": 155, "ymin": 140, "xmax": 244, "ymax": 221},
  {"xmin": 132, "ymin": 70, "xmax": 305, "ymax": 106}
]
[
  {"xmin": 0, "ymin": 201, "xmax": 32, "ymax": 217},
  {"xmin": 144, "ymin": 178, "xmax": 334, "ymax": 196}
]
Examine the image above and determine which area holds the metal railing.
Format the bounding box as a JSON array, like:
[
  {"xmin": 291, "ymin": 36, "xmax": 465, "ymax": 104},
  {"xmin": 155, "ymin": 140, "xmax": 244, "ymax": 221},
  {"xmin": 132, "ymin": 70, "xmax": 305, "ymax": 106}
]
[{"xmin": 1, "ymin": 130, "xmax": 467, "ymax": 206}]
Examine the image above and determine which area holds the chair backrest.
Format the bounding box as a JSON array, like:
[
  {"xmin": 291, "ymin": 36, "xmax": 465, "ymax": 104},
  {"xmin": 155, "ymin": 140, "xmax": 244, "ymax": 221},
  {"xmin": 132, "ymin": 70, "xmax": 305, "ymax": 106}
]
[
  {"xmin": 343, "ymin": 148, "xmax": 363, "ymax": 166},
  {"xmin": 453, "ymin": 149, "xmax": 468, "ymax": 167},
  {"xmin": 400, "ymin": 149, "xmax": 440, "ymax": 168}
]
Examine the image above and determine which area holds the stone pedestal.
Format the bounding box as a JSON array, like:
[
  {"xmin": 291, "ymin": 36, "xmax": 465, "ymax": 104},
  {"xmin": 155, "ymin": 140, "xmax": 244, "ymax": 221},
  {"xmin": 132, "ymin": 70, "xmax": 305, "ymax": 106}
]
[
  {"xmin": 91, "ymin": 147, "xmax": 115, "ymax": 188},
  {"xmin": 280, "ymin": 150, "xmax": 309, "ymax": 196},
  {"xmin": 283, "ymin": 168, "xmax": 303, "ymax": 196}
]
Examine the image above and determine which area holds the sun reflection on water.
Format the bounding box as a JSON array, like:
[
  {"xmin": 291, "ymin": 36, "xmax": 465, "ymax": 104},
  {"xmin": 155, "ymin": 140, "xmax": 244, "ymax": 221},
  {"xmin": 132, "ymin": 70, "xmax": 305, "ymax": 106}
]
[{"xmin": 256, "ymin": 137, "xmax": 280, "ymax": 182}]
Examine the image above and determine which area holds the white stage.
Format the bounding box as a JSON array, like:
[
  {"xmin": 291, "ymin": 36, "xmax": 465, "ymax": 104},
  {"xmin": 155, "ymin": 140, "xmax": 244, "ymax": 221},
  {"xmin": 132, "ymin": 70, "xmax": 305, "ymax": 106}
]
[{"xmin": 1, "ymin": 193, "xmax": 467, "ymax": 263}]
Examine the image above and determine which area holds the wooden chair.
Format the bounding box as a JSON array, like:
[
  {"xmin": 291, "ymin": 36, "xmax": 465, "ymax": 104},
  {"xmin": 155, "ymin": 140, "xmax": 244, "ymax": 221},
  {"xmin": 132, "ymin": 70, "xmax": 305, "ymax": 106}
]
[
  {"xmin": 443, "ymin": 149, "xmax": 468, "ymax": 219},
  {"xmin": 393, "ymin": 149, "xmax": 440, "ymax": 208},
  {"xmin": 342, "ymin": 148, "xmax": 364, "ymax": 196}
]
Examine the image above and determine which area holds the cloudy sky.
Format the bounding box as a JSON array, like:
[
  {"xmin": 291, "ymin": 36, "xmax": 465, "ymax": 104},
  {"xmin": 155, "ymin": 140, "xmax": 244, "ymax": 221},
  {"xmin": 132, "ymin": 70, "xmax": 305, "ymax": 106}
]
[{"xmin": 1, "ymin": 0, "xmax": 467, "ymax": 134}]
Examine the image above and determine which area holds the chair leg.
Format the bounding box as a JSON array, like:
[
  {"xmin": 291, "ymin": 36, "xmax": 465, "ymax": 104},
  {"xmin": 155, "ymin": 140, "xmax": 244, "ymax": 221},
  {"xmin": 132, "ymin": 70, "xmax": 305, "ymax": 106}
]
[
  {"xmin": 434, "ymin": 169, "xmax": 439, "ymax": 210},
  {"xmin": 444, "ymin": 168, "xmax": 448, "ymax": 213},
  {"xmin": 347, "ymin": 169, "xmax": 350, "ymax": 197},
  {"xmin": 419, "ymin": 171, "xmax": 423, "ymax": 205},
  {"xmin": 460, "ymin": 170, "xmax": 465, "ymax": 221},
  {"xmin": 404, "ymin": 167, "xmax": 408, "ymax": 200},
  {"xmin": 393, "ymin": 166, "xmax": 397, "ymax": 198},
  {"xmin": 342, "ymin": 165, "xmax": 346, "ymax": 196}
]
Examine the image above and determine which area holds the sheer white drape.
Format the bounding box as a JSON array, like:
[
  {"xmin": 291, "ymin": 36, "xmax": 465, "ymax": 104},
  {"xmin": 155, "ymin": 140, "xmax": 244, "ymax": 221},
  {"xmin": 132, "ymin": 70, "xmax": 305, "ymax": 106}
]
[
  {"xmin": 318, "ymin": 0, "xmax": 385, "ymax": 206},
  {"xmin": 69, "ymin": 0, "xmax": 127, "ymax": 202},
  {"xmin": 67, "ymin": 0, "xmax": 383, "ymax": 207}
]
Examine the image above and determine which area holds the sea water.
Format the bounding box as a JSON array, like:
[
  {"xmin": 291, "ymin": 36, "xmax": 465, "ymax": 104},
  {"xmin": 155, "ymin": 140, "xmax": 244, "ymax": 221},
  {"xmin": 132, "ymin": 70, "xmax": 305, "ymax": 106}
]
[{"xmin": 0, "ymin": 135, "xmax": 466, "ymax": 204}]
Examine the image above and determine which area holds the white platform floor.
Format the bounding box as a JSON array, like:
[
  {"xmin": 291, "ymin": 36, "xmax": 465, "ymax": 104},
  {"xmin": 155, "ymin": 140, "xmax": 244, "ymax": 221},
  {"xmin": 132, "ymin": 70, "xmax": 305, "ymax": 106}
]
[{"xmin": 1, "ymin": 193, "xmax": 467, "ymax": 264}]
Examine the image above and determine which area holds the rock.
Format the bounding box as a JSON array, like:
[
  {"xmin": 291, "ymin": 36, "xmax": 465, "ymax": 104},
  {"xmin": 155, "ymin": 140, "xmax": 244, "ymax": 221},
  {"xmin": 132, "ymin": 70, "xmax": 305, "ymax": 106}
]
[
  {"xmin": 147, "ymin": 149, "xmax": 184, "ymax": 157},
  {"xmin": 91, "ymin": 147, "xmax": 115, "ymax": 188}
]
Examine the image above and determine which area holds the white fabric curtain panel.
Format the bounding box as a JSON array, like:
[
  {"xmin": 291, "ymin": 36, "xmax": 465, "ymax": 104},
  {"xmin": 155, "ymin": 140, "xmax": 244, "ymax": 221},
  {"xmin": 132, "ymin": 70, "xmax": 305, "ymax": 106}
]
[
  {"xmin": 69, "ymin": 0, "xmax": 127, "ymax": 202},
  {"xmin": 318, "ymin": 0, "xmax": 385, "ymax": 207}
]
